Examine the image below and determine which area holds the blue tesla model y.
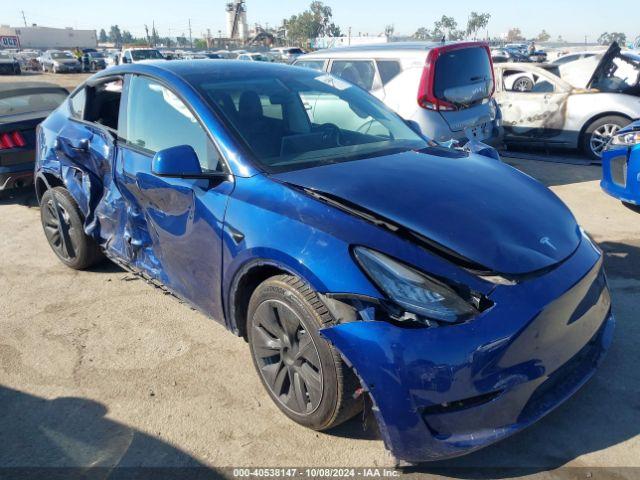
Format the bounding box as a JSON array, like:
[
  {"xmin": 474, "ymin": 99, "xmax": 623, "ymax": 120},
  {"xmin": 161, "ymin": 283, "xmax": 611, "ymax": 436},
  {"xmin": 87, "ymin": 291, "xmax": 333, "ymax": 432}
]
[{"xmin": 34, "ymin": 60, "xmax": 613, "ymax": 463}]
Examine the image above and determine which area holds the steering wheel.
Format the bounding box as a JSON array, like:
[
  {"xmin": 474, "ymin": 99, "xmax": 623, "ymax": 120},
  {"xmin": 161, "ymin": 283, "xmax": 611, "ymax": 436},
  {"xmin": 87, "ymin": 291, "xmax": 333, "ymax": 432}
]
[{"xmin": 317, "ymin": 123, "xmax": 342, "ymax": 146}]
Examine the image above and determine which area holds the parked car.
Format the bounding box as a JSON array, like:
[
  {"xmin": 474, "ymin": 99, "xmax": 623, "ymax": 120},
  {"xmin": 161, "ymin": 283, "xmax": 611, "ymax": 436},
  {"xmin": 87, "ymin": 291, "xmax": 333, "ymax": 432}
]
[
  {"xmin": 494, "ymin": 43, "xmax": 640, "ymax": 159},
  {"xmin": 294, "ymin": 42, "xmax": 502, "ymax": 145},
  {"xmin": 40, "ymin": 51, "xmax": 82, "ymax": 73},
  {"xmin": 551, "ymin": 51, "xmax": 598, "ymax": 66},
  {"xmin": 601, "ymin": 120, "xmax": 640, "ymax": 209},
  {"xmin": 270, "ymin": 47, "xmax": 305, "ymax": 63},
  {"xmin": 0, "ymin": 52, "xmax": 21, "ymax": 75},
  {"xmin": 0, "ymin": 82, "xmax": 68, "ymax": 192},
  {"xmin": 119, "ymin": 48, "xmax": 165, "ymax": 64},
  {"xmin": 84, "ymin": 51, "xmax": 107, "ymax": 71},
  {"xmin": 35, "ymin": 60, "xmax": 613, "ymax": 463},
  {"xmin": 237, "ymin": 53, "xmax": 268, "ymax": 62}
]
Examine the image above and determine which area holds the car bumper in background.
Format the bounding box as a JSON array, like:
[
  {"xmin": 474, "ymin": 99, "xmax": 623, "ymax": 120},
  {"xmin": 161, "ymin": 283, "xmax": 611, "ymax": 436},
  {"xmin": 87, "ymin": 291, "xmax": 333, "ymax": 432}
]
[
  {"xmin": 321, "ymin": 235, "xmax": 612, "ymax": 463},
  {"xmin": 601, "ymin": 144, "xmax": 640, "ymax": 205},
  {"xmin": 0, "ymin": 149, "xmax": 35, "ymax": 191}
]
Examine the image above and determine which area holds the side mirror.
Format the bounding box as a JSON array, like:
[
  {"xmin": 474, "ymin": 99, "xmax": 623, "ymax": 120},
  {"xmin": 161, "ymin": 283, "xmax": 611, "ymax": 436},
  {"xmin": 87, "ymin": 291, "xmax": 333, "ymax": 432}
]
[{"xmin": 152, "ymin": 145, "xmax": 203, "ymax": 178}]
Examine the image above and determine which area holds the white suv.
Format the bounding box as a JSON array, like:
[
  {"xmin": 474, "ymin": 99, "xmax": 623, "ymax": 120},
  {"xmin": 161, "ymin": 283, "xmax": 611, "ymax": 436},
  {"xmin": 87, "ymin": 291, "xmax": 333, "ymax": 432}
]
[{"xmin": 294, "ymin": 42, "xmax": 502, "ymax": 145}]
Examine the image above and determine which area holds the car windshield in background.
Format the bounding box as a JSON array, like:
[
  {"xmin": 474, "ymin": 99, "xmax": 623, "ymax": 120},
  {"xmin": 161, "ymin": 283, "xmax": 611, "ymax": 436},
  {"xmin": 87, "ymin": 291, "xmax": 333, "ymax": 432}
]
[
  {"xmin": 434, "ymin": 47, "xmax": 494, "ymax": 106},
  {"xmin": 286, "ymin": 48, "xmax": 304, "ymax": 55},
  {"xmin": 90, "ymin": 52, "xmax": 106, "ymax": 58},
  {"xmin": 0, "ymin": 91, "xmax": 67, "ymax": 117},
  {"xmin": 131, "ymin": 50, "xmax": 164, "ymax": 60},
  {"xmin": 0, "ymin": 54, "xmax": 12, "ymax": 60},
  {"xmin": 51, "ymin": 52, "xmax": 73, "ymax": 59},
  {"xmin": 188, "ymin": 70, "xmax": 427, "ymax": 172}
]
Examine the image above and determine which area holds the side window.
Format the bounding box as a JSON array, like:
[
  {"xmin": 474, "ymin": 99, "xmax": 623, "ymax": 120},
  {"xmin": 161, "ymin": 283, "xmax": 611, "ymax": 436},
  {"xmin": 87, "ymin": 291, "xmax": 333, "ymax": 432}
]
[
  {"xmin": 295, "ymin": 60, "xmax": 325, "ymax": 71},
  {"xmin": 503, "ymin": 69, "xmax": 556, "ymax": 93},
  {"xmin": 85, "ymin": 79, "xmax": 122, "ymax": 130},
  {"xmin": 330, "ymin": 60, "xmax": 376, "ymax": 91},
  {"xmin": 123, "ymin": 75, "xmax": 223, "ymax": 172},
  {"xmin": 69, "ymin": 88, "xmax": 86, "ymax": 119},
  {"xmin": 377, "ymin": 60, "xmax": 401, "ymax": 85}
]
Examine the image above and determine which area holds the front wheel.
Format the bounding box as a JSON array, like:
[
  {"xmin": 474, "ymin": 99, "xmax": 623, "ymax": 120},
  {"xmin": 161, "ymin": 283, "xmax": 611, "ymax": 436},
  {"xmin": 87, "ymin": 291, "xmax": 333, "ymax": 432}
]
[
  {"xmin": 40, "ymin": 187, "xmax": 104, "ymax": 270},
  {"xmin": 582, "ymin": 115, "xmax": 629, "ymax": 160},
  {"xmin": 247, "ymin": 275, "xmax": 361, "ymax": 430}
]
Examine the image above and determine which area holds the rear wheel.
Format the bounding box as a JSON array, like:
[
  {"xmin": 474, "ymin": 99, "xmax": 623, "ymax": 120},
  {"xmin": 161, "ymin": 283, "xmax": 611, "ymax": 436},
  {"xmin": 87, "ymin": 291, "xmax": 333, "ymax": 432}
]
[
  {"xmin": 247, "ymin": 275, "xmax": 361, "ymax": 430},
  {"xmin": 40, "ymin": 187, "xmax": 103, "ymax": 270},
  {"xmin": 622, "ymin": 201, "xmax": 640, "ymax": 213},
  {"xmin": 582, "ymin": 115, "xmax": 629, "ymax": 160}
]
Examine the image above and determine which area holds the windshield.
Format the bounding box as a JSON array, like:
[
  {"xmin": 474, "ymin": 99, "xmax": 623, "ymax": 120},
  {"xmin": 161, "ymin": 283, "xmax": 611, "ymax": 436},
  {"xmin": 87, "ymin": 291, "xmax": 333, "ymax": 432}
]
[
  {"xmin": 90, "ymin": 52, "xmax": 105, "ymax": 58},
  {"xmin": 131, "ymin": 49, "xmax": 164, "ymax": 60},
  {"xmin": 188, "ymin": 69, "xmax": 427, "ymax": 173},
  {"xmin": 51, "ymin": 52, "xmax": 73, "ymax": 59},
  {"xmin": 0, "ymin": 53, "xmax": 12, "ymax": 60}
]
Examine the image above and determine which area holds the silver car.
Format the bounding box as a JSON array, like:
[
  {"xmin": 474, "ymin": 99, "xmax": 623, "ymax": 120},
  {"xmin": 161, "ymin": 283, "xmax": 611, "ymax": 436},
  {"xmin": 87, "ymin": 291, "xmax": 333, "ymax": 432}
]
[
  {"xmin": 495, "ymin": 43, "xmax": 640, "ymax": 159},
  {"xmin": 294, "ymin": 42, "xmax": 502, "ymax": 145}
]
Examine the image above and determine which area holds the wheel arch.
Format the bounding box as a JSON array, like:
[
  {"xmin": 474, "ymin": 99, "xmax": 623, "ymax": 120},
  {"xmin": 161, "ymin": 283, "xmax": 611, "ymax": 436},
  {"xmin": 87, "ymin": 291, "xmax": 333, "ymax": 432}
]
[
  {"xmin": 226, "ymin": 256, "xmax": 326, "ymax": 340},
  {"xmin": 35, "ymin": 171, "xmax": 64, "ymax": 203},
  {"xmin": 578, "ymin": 111, "xmax": 632, "ymax": 146}
]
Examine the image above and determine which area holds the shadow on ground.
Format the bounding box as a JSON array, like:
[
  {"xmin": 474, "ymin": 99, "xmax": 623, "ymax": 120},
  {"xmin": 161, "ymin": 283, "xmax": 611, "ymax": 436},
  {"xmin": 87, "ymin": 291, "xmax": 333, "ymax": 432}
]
[
  {"xmin": 0, "ymin": 187, "xmax": 38, "ymax": 207},
  {"xmin": 0, "ymin": 386, "xmax": 225, "ymax": 479}
]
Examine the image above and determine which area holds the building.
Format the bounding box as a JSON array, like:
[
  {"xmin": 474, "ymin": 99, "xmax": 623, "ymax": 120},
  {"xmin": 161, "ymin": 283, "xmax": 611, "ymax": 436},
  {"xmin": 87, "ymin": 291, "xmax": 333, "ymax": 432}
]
[
  {"xmin": 0, "ymin": 25, "xmax": 97, "ymax": 50},
  {"xmin": 226, "ymin": 1, "xmax": 248, "ymax": 41}
]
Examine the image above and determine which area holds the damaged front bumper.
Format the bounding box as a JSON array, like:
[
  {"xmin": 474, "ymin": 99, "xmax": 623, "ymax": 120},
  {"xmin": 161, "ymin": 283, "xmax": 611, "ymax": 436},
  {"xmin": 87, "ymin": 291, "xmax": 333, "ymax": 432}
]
[{"xmin": 320, "ymin": 236, "xmax": 613, "ymax": 463}]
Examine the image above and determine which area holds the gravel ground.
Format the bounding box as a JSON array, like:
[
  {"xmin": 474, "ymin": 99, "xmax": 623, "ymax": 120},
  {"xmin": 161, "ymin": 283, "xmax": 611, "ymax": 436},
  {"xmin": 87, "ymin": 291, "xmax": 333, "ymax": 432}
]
[{"xmin": 0, "ymin": 71, "xmax": 638, "ymax": 478}]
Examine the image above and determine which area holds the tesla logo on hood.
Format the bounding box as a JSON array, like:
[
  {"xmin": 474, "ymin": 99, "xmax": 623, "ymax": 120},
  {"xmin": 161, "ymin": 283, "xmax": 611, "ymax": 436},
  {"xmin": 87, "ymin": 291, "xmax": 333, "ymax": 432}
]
[{"xmin": 540, "ymin": 236, "xmax": 557, "ymax": 251}]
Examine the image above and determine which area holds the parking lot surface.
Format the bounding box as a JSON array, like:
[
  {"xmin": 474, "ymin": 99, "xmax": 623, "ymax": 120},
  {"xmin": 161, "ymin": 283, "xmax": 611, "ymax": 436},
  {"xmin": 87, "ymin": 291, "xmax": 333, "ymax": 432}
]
[{"xmin": 0, "ymin": 72, "xmax": 638, "ymax": 477}]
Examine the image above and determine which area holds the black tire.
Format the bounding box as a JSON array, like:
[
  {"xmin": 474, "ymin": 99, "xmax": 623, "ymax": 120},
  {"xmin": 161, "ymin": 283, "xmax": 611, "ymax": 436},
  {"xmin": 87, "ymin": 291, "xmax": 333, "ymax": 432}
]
[
  {"xmin": 247, "ymin": 275, "xmax": 361, "ymax": 431},
  {"xmin": 512, "ymin": 76, "xmax": 533, "ymax": 92},
  {"xmin": 40, "ymin": 187, "xmax": 103, "ymax": 270},
  {"xmin": 581, "ymin": 115, "xmax": 630, "ymax": 160}
]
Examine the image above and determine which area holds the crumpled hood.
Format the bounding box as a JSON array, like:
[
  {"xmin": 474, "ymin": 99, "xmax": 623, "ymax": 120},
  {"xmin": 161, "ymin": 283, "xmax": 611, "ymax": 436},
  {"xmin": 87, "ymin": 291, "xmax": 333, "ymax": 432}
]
[{"xmin": 272, "ymin": 150, "xmax": 581, "ymax": 276}]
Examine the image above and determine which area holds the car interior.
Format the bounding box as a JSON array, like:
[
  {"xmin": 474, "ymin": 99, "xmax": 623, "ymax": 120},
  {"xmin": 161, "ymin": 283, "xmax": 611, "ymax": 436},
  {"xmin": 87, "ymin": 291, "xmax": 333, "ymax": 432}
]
[
  {"xmin": 204, "ymin": 84, "xmax": 392, "ymax": 163},
  {"xmin": 84, "ymin": 79, "xmax": 122, "ymax": 130}
]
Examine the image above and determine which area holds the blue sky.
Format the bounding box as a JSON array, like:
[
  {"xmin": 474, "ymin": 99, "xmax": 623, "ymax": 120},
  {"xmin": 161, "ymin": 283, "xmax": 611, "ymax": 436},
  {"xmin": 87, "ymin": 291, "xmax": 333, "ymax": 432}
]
[{"xmin": 6, "ymin": 0, "xmax": 638, "ymax": 43}]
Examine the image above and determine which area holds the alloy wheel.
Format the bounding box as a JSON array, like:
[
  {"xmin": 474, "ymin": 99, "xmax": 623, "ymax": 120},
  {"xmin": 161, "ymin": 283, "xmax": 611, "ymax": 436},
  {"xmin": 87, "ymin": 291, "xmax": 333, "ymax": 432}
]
[
  {"xmin": 590, "ymin": 123, "xmax": 621, "ymax": 158},
  {"xmin": 513, "ymin": 77, "xmax": 533, "ymax": 92},
  {"xmin": 42, "ymin": 199, "xmax": 76, "ymax": 260},
  {"xmin": 251, "ymin": 299, "xmax": 323, "ymax": 415}
]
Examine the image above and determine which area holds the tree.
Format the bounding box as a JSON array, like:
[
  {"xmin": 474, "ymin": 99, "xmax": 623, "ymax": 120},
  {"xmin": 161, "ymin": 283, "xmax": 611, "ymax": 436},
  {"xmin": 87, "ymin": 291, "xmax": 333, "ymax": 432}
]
[
  {"xmin": 108, "ymin": 25, "xmax": 123, "ymax": 47},
  {"xmin": 506, "ymin": 27, "xmax": 524, "ymax": 42},
  {"xmin": 466, "ymin": 12, "xmax": 490, "ymax": 40},
  {"xmin": 413, "ymin": 27, "xmax": 433, "ymax": 41},
  {"xmin": 434, "ymin": 15, "xmax": 462, "ymax": 41},
  {"xmin": 194, "ymin": 38, "xmax": 207, "ymax": 49},
  {"xmin": 151, "ymin": 26, "xmax": 160, "ymax": 46},
  {"xmin": 285, "ymin": 1, "xmax": 339, "ymax": 43},
  {"xmin": 98, "ymin": 28, "xmax": 108, "ymax": 43},
  {"xmin": 536, "ymin": 30, "xmax": 551, "ymax": 42},
  {"xmin": 122, "ymin": 30, "xmax": 133, "ymax": 44},
  {"xmin": 598, "ymin": 32, "xmax": 627, "ymax": 45}
]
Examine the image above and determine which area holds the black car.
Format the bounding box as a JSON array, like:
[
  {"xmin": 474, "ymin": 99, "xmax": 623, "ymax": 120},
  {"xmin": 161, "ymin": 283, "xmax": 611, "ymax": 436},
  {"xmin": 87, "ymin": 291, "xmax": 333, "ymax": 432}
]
[
  {"xmin": 0, "ymin": 82, "xmax": 68, "ymax": 192},
  {"xmin": 83, "ymin": 51, "xmax": 107, "ymax": 71},
  {"xmin": 0, "ymin": 52, "xmax": 21, "ymax": 75}
]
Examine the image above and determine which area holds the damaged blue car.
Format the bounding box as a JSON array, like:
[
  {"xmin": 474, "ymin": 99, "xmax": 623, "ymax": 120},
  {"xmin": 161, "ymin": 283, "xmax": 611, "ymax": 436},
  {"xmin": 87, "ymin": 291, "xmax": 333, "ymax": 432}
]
[{"xmin": 35, "ymin": 61, "xmax": 614, "ymax": 463}]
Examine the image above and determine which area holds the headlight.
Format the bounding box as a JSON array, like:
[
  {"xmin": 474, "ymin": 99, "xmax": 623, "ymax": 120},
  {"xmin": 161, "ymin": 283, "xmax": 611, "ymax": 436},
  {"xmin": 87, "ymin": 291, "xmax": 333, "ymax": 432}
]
[
  {"xmin": 53, "ymin": 61, "xmax": 61, "ymax": 66},
  {"xmin": 353, "ymin": 247, "xmax": 478, "ymax": 324},
  {"xmin": 608, "ymin": 131, "xmax": 640, "ymax": 148}
]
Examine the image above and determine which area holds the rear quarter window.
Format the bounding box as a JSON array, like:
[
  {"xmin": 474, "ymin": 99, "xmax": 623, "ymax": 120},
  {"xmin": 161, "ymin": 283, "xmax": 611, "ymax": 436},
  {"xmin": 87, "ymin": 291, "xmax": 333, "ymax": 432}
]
[
  {"xmin": 377, "ymin": 60, "xmax": 402, "ymax": 85},
  {"xmin": 433, "ymin": 47, "xmax": 493, "ymax": 102}
]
